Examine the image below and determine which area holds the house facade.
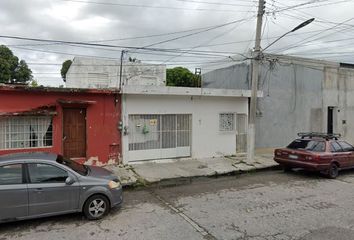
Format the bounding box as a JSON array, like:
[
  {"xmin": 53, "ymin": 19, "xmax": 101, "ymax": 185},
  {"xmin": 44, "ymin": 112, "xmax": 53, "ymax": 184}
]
[
  {"xmin": 64, "ymin": 57, "xmax": 257, "ymax": 164},
  {"xmin": 202, "ymin": 54, "xmax": 354, "ymax": 148},
  {"xmin": 0, "ymin": 85, "xmax": 121, "ymax": 165},
  {"xmin": 121, "ymin": 85, "xmax": 253, "ymax": 163}
]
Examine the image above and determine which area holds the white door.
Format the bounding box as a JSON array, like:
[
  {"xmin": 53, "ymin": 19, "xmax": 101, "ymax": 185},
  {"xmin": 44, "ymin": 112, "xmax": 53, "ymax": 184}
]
[{"xmin": 128, "ymin": 114, "xmax": 191, "ymax": 161}]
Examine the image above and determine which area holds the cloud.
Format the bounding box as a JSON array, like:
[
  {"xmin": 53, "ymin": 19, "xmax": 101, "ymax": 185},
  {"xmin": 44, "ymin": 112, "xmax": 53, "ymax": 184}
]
[{"xmin": 0, "ymin": 0, "xmax": 354, "ymax": 86}]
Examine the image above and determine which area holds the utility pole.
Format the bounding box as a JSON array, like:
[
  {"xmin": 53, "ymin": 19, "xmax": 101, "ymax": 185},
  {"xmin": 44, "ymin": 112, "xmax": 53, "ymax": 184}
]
[
  {"xmin": 118, "ymin": 50, "xmax": 125, "ymax": 91},
  {"xmin": 247, "ymin": 0, "xmax": 265, "ymax": 163}
]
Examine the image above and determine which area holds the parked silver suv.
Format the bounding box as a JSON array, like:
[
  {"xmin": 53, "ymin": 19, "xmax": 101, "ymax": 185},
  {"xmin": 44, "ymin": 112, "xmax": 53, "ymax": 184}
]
[{"xmin": 0, "ymin": 152, "xmax": 123, "ymax": 223}]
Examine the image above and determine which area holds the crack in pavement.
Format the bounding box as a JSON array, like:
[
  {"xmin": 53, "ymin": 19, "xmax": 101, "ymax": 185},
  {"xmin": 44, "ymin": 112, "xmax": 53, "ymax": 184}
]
[{"xmin": 148, "ymin": 189, "xmax": 217, "ymax": 240}]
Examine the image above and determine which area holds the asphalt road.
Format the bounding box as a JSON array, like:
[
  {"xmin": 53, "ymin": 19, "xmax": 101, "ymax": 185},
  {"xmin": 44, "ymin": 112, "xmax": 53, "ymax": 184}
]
[{"xmin": 2, "ymin": 169, "xmax": 354, "ymax": 240}]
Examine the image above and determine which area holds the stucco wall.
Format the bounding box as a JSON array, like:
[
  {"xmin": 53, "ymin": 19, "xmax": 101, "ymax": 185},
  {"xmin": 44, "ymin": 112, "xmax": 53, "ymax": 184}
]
[
  {"xmin": 122, "ymin": 94, "xmax": 248, "ymax": 163},
  {"xmin": 66, "ymin": 57, "xmax": 166, "ymax": 88},
  {"xmin": 256, "ymin": 62, "xmax": 324, "ymax": 148},
  {"xmin": 201, "ymin": 57, "xmax": 341, "ymax": 148}
]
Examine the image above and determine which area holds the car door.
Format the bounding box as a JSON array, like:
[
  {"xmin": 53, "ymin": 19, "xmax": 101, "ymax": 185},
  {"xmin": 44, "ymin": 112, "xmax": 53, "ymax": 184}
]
[
  {"xmin": 338, "ymin": 141, "xmax": 354, "ymax": 166},
  {"xmin": 0, "ymin": 163, "xmax": 28, "ymax": 221},
  {"xmin": 26, "ymin": 162, "xmax": 80, "ymax": 217},
  {"xmin": 330, "ymin": 141, "xmax": 350, "ymax": 168}
]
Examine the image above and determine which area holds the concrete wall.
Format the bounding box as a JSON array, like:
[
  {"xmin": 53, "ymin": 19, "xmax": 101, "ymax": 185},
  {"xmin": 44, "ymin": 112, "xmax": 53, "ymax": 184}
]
[
  {"xmin": 66, "ymin": 57, "xmax": 166, "ymax": 88},
  {"xmin": 122, "ymin": 94, "xmax": 248, "ymax": 163},
  {"xmin": 201, "ymin": 55, "xmax": 354, "ymax": 148},
  {"xmin": 256, "ymin": 61, "xmax": 324, "ymax": 148}
]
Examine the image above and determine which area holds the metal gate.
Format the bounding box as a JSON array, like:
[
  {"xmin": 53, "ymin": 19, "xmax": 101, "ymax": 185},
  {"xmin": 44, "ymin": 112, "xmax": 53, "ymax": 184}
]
[
  {"xmin": 236, "ymin": 114, "xmax": 247, "ymax": 153},
  {"xmin": 128, "ymin": 114, "xmax": 191, "ymax": 161}
]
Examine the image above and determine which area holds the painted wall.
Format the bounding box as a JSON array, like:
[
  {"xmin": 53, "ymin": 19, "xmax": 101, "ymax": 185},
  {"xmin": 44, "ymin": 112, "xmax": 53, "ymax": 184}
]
[
  {"xmin": 122, "ymin": 94, "xmax": 248, "ymax": 163},
  {"xmin": 66, "ymin": 57, "xmax": 166, "ymax": 88},
  {"xmin": 0, "ymin": 87, "xmax": 121, "ymax": 165},
  {"xmin": 201, "ymin": 55, "xmax": 354, "ymax": 148}
]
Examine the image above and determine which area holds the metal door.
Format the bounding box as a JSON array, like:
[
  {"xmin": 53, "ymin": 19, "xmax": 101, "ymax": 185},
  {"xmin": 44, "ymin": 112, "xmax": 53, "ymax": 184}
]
[
  {"xmin": 63, "ymin": 108, "xmax": 86, "ymax": 158},
  {"xmin": 236, "ymin": 114, "xmax": 247, "ymax": 153},
  {"xmin": 128, "ymin": 114, "xmax": 191, "ymax": 161}
]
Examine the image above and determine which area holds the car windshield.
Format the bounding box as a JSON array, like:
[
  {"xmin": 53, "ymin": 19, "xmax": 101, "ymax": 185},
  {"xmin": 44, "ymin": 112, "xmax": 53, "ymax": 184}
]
[
  {"xmin": 56, "ymin": 155, "xmax": 88, "ymax": 176},
  {"xmin": 287, "ymin": 139, "xmax": 325, "ymax": 152}
]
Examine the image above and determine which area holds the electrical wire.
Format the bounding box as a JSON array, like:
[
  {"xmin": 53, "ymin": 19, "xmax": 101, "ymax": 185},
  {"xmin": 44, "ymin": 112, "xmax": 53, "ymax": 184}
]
[{"xmin": 55, "ymin": 0, "xmax": 254, "ymax": 13}]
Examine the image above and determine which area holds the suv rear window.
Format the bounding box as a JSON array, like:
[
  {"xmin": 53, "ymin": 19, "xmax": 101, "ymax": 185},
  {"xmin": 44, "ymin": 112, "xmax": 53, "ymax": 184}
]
[{"xmin": 287, "ymin": 139, "xmax": 325, "ymax": 152}]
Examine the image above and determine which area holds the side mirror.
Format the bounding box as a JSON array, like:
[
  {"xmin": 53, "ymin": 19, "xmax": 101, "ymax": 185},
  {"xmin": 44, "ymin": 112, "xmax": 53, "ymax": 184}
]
[{"xmin": 65, "ymin": 176, "xmax": 75, "ymax": 185}]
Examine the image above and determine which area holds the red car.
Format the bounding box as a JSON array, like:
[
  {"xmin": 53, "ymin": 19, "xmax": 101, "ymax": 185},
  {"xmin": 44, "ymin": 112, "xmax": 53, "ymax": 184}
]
[{"xmin": 274, "ymin": 133, "xmax": 354, "ymax": 178}]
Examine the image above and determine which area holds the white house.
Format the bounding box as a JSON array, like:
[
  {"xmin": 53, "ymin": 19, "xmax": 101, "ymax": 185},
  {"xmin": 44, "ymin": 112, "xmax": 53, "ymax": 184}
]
[
  {"xmin": 65, "ymin": 56, "xmax": 261, "ymax": 163},
  {"xmin": 121, "ymin": 85, "xmax": 259, "ymax": 163}
]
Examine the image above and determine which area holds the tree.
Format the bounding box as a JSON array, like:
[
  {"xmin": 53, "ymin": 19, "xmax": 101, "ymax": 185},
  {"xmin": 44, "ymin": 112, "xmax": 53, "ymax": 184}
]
[
  {"xmin": 29, "ymin": 79, "xmax": 39, "ymax": 87},
  {"xmin": 166, "ymin": 67, "xmax": 200, "ymax": 87},
  {"xmin": 0, "ymin": 45, "xmax": 32, "ymax": 84},
  {"xmin": 61, "ymin": 59, "xmax": 72, "ymax": 82}
]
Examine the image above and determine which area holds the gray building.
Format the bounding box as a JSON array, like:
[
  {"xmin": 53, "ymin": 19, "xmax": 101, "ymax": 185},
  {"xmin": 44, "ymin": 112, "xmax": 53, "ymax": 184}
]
[
  {"xmin": 65, "ymin": 57, "xmax": 166, "ymax": 89},
  {"xmin": 202, "ymin": 54, "xmax": 354, "ymax": 148}
]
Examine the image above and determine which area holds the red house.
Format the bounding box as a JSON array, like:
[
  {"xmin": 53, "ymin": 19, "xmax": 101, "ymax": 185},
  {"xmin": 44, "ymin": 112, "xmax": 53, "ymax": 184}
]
[{"xmin": 0, "ymin": 85, "xmax": 121, "ymax": 165}]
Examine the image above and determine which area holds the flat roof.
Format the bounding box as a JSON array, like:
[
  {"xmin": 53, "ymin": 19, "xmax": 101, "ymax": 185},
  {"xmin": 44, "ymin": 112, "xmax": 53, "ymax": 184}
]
[
  {"xmin": 122, "ymin": 85, "xmax": 262, "ymax": 98},
  {"xmin": 0, "ymin": 84, "xmax": 119, "ymax": 94}
]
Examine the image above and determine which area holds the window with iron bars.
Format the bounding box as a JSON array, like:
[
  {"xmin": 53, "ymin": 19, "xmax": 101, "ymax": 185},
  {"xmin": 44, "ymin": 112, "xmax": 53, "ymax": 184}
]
[
  {"xmin": 0, "ymin": 116, "xmax": 53, "ymax": 150},
  {"xmin": 219, "ymin": 113, "xmax": 235, "ymax": 132}
]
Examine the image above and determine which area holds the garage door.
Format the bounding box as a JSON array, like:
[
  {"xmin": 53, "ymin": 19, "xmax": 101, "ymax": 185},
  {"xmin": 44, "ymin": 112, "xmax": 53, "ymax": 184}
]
[{"xmin": 128, "ymin": 114, "xmax": 191, "ymax": 161}]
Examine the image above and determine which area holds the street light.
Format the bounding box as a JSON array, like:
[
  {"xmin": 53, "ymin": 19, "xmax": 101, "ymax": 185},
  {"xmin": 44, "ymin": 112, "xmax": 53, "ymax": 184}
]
[
  {"xmin": 247, "ymin": 17, "xmax": 315, "ymax": 163},
  {"xmin": 263, "ymin": 18, "xmax": 315, "ymax": 51}
]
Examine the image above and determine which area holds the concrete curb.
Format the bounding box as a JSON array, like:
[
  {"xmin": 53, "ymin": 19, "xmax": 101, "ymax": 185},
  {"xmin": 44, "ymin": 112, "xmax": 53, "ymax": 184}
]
[{"xmin": 123, "ymin": 164, "xmax": 281, "ymax": 190}]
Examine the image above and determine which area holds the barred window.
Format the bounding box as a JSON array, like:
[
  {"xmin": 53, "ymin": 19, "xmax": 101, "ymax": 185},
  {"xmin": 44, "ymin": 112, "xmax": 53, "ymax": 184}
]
[
  {"xmin": 0, "ymin": 116, "xmax": 53, "ymax": 150},
  {"xmin": 219, "ymin": 113, "xmax": 235, "ymax": 131}
]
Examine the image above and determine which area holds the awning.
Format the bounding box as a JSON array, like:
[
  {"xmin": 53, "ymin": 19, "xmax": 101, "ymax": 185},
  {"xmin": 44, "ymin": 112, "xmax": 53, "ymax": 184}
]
[{"xmin": 0, "ymin": 105, "xmax": 57, "ymax": 117}]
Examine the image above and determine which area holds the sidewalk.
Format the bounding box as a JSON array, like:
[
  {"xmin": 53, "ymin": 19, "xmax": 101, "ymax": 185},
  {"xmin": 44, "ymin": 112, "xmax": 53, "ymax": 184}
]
[{"xmin": 106, "ymin": 152, "xmax": 278, "ymax": 187}]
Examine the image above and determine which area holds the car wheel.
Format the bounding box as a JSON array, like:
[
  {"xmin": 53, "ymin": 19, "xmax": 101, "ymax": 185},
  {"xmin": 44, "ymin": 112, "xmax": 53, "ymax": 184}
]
[
  {"xmin": 84, "ymin": 195, "xmax": 110, "ymax": 220},
  {"xmin": 327, "ymin": 163, "xmax": 339, "ymax": 179}
]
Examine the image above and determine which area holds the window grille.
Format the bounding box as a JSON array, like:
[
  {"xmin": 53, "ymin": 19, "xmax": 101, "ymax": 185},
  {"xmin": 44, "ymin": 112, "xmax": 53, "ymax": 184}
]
[
  {"xmin": 0, "ymin": 116, "xmax": 53, "ymax": 150},
  {"xmin": 219, "ymin": 113, "xmax": 235, "ymax": 131}
]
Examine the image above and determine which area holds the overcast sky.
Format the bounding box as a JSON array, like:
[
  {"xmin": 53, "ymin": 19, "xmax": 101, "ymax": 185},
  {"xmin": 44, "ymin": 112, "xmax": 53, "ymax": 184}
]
[{"xmin": 1, "ymin": 0, "xmax": 354, "ymax": 86}]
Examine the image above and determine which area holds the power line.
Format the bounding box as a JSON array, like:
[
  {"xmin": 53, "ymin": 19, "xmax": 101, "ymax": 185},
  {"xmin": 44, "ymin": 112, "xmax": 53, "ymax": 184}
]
[
  {"xmin": 55, "ymin": 0, "xmax": 253, "ymax": 12},
  {"xmin": 7, "ymin": 18, "xmax": 259, "ymax": 48},
  {"xmin": 269, "ymin": 17, "xmax": 354, "ymax": 54},
  {"xmin": 142, "ymin": 17, "xmax": 254, "ymax": 48},
  {"xmin": 175, "ymin": 0, "xmax": 256, "ymax": 7}
]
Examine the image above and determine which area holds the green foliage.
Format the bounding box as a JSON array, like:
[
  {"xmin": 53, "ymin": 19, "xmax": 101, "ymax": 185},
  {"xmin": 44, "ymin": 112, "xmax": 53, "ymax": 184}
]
[
  {"xmin": 166, "ymin": 67, "xmax": 200, "ymax": 87},
  {"xmin": 0, "ymin": 45, "xmax": 32, "ymax": 84},
  {"xmin": 61, "ymin": 60, "xmax": 72, "ymax": 82},
  {"xmin": 30, "ymin": 79, "xmax": 39, "ymax": 87}
]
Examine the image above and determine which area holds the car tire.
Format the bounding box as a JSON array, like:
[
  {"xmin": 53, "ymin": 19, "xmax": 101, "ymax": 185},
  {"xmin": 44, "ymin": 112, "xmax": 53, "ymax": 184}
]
[
  {"xmin": 83, "ymin": 195, "xmax": 110, "ymax": 220},
  {"xmin": 327, "ymin": 163, "xmax": 339, "ymax": 179}
]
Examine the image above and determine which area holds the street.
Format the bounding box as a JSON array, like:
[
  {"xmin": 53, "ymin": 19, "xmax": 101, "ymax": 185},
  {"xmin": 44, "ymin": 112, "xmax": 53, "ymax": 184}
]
[{"xmin": 2, "ymin": 169, "xmax": 354, "ymax": 240}]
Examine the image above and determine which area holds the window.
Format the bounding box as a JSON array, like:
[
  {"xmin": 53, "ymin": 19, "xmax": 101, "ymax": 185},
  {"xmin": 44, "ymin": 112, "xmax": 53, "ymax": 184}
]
[
  {"xmin": 28, "ymin": 163, "xmax": 68, "ymax": 183},
  {"xmin": 312, "ymin": 142, "xmax": 326, "ymax": 152},
  {"xmin": 287, "ymin": 140, "xmax": 325, "ymax": 152},
  {"xmin": 0, "ymin": 116, "xmax": 53, "ymax": 150},
  {"xmin": 330, "ymin": 142, "xmax": 343, "ymax": 152},
  {"xmin": 0, "ymin": 164, "xmax": 23, "ymax": 185},
  {"xmin": 219, "ymin": 113, "xmax": 235, "ymax": 131},
  {"xmin": 338, "ymin": 141, "xmax": 354, "ymax": 152}
]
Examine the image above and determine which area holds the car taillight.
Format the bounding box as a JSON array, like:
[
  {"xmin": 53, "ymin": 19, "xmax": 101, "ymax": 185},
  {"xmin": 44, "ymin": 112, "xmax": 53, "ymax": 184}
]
[{"xmin": 305, "ymin": 156, "xmax": 313, "ymax": 160}]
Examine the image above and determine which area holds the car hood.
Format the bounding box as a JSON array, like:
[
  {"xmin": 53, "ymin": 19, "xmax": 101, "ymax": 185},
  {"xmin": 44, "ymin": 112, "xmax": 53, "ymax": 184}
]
[{"xmin": 87, "ymin": 166, "xmax": 118, "ymax": 181}]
